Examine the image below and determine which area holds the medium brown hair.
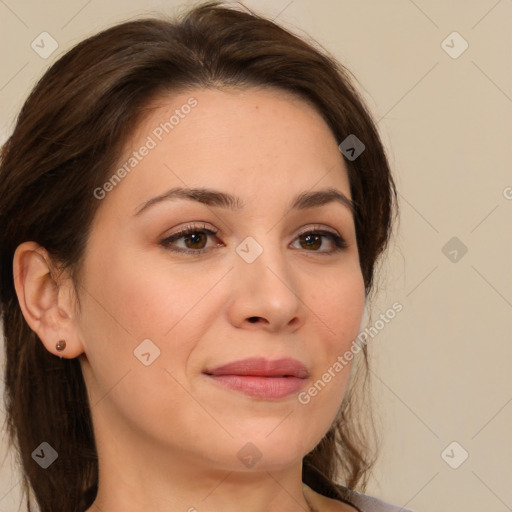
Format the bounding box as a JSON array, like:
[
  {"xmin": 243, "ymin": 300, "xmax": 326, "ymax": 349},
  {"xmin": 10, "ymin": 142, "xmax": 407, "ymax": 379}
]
[{"xmin": 0, "ymin": 2, "xmax": 398, "ymax": 511}]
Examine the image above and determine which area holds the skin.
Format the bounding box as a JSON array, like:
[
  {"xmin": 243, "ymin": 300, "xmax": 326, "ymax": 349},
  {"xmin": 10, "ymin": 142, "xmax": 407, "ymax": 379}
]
[{"xmin": 14, "ymin": 87, "xmax": 365, "ymax": 512}]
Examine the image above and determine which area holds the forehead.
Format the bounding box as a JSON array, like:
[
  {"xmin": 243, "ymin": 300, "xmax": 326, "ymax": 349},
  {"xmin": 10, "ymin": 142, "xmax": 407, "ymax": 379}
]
[{"xmin": 97, "ymin": 86, "xmax": 351, "ymax": 217}]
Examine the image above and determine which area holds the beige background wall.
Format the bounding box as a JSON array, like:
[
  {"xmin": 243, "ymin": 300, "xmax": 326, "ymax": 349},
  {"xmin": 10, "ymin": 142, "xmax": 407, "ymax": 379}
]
[{"xmin": 1, "ymin": 1, "xmax": 511, "ymax": 511}]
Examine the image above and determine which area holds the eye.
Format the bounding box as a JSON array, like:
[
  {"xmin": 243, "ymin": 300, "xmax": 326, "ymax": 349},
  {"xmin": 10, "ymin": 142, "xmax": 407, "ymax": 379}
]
[
  {"xmin": 160, "ymin": 224, "xmax": 348, "ymax": 255},
  {"xmin": 291, "ymin": 227, "xmax": 348, "ymax": 253},
  {"xmin": 160, "ymin": 223, "xmax": 222, "ymax": 254}
]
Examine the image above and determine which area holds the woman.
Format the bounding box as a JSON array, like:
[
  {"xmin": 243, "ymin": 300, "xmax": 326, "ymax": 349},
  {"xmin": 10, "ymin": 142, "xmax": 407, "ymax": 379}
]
[{"xmin": 0, "ymin": 2, "xmax": 409, "ymax": 511}]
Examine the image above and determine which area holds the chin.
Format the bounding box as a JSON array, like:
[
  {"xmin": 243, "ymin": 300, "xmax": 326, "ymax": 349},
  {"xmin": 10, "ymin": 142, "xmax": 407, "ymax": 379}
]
[{"xmin": 220, "ymin": 428, "xmax": 319, "ymax": 472}]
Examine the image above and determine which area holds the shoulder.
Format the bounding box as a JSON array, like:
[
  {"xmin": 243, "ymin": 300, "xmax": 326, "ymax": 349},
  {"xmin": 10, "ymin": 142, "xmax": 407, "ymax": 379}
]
[
  {"xmin": 334, "ymin": 485, "xmax": 417, "ymax": 512},
  {"xmin": 303, "ymin": 482, "xmax": 417, "ymax": 512},
  {"xmin": 302, "ymin": 464, "xmax": 417, "ymax": 512}
]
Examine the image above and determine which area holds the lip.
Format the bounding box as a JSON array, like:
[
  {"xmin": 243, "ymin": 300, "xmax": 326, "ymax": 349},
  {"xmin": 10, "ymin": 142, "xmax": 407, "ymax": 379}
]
[{"xmin": 203, "ymin": 357, "xmax": 309, "ymax": 400}]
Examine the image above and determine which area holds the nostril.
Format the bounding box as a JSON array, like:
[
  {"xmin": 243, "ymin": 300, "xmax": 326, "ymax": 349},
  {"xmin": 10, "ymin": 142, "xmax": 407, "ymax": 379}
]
[{"xmin": 248, "ymin": 317, "xmax": 259, "ymax": 323}]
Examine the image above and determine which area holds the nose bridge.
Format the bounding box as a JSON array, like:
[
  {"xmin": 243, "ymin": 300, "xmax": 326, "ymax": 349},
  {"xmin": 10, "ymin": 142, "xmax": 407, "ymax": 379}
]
[
  {"xmin": 235, "ymin": 233, "xmax": 290, "ymax": 287},
  {"xmin": 230, "ymin": 233, "xmax": 302, "ymax": 328}
]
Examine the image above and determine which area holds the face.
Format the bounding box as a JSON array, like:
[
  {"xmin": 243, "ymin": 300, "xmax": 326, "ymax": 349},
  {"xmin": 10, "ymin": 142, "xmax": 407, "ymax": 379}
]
[{"xmin": 75, "ymin": 87, "xmax": 366, "ymax": 473}]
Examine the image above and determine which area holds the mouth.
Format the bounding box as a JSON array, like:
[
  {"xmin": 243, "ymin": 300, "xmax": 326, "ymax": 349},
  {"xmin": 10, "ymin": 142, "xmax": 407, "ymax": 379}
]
[{"xmin": 203, "ymin": 357, "xmax": 309, "ymax": 400}]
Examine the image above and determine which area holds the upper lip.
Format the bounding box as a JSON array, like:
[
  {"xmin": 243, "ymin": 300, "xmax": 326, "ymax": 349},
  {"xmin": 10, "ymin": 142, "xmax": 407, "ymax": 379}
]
[{"xmin": 204, "ymin": 357, "xmax": 309, "ymax": 379}]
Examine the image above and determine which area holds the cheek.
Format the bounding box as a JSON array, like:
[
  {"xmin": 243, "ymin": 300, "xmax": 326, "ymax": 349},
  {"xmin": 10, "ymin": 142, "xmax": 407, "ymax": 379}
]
[
  {"xmin": 293, "ymin": 288, "xmax": 364, "ymax": 458},
  {"xmin": 302, "ymin": 267, "xmax": 365, "ymax": 405},
  {"xmin": 83, "ymin": 240, "xmax": 218, "ymax": 340},
  {"xmin": 78, "ymin": 245, "xmax": 214, "ymax": 432},
  {"xmin": 310, "ymin": 266, "xmax": 366, "ymax": 349}
]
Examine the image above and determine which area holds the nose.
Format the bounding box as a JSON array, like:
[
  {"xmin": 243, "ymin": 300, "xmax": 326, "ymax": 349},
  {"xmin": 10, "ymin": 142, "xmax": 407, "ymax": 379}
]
[{"xmin": 226, "ymin": 240, "xmax": 303, "ymax": 333}]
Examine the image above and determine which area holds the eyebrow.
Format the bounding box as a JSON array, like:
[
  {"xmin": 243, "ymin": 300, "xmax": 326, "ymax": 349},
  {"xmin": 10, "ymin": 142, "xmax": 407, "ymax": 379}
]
[{"xmin": 133, "ymin": 186, "xmax": 355, "ymax": 216}]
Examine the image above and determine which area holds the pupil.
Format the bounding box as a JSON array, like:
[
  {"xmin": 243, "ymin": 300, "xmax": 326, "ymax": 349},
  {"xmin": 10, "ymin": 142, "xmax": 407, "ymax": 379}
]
[
  {"xmin": 186, "ymin": 232, "xmax": 206, "ymax": 249},
  {"xmin": 303, "ymin": 234, "xmax": 320, "ymax": 250}
]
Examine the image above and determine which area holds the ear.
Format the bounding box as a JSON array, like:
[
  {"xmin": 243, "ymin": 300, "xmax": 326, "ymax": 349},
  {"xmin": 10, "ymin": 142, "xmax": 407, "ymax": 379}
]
[{"xmin": 13, "ymin": 241, "xmax": 85, "ymax": 359}]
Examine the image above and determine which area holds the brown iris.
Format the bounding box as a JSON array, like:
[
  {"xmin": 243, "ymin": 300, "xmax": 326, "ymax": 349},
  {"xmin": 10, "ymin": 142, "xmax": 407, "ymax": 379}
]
[
  {"xmin": 299, "ymin": 233, "xmax": 321, "ymax": 250},
  {"xmin": 183, "ymin": 232, "xmax": 208, "ymax": 249}
]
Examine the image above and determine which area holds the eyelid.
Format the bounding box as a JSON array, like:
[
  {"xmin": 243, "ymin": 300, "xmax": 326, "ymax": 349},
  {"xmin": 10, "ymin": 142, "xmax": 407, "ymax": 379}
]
[
  {"xmin": 164, "ymin": 222, "xmax": 218, "ymax": 238},
  {"xmin": 295, "ymin": 224, "xmax": 340, "ymax": 238},
  {"xmin": 292, "ymin": 225, "xmax": 348, "ymax": 252},
  {"xmin": 160, "ymin": 222, "xmax": 221, "ymax": 254}
]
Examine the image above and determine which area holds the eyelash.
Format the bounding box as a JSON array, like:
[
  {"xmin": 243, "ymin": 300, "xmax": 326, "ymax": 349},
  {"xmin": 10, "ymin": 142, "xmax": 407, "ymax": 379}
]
[{"xmin": 160, "ymin": 223, "xmax": 348, "ymax": 255}]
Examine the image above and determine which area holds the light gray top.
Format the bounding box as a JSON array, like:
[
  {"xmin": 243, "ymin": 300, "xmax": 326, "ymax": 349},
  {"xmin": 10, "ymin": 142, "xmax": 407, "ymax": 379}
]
[
  {"xmin": 303, "ymin": 465, "xmax": 416, "ymax": 512},
  {"xmin": 334, "ymin": 485, "xmax": 416, "ymax": 512}
]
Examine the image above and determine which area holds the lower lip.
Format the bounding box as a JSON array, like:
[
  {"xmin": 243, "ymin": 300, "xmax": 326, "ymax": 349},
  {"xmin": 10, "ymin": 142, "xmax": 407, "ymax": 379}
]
[{"xmin": 205, "ymin": 374, "xmax": 307, "ymax": 399}]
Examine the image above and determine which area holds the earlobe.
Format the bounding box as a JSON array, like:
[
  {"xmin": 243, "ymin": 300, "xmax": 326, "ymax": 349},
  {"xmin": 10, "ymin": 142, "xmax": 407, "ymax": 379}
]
[{"xmin": 13, "ymin": 241, "xmax": 84, "ymax": 359}]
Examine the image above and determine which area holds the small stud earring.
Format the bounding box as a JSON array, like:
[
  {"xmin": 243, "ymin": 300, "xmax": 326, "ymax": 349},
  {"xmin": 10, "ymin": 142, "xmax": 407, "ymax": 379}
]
[{"xmin": 56, "ymin": 340, "xmax": 66, "ymax": 352}]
